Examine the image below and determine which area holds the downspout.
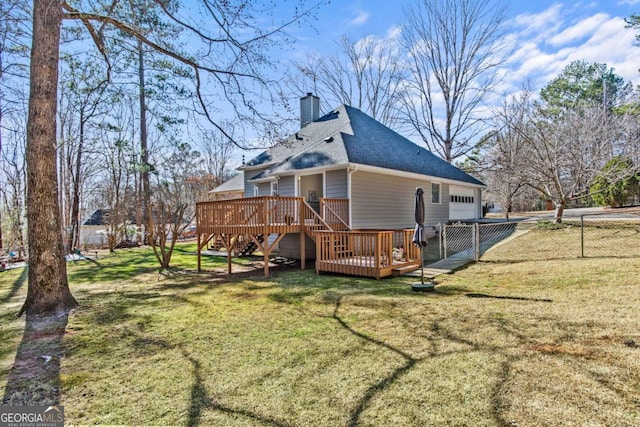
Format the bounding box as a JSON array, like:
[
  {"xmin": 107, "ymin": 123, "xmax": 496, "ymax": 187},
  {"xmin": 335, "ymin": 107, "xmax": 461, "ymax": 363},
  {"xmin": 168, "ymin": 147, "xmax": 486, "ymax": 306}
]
[{"xmin": 322, "ymin": 171, "xmax": 327, "ymax": 220}]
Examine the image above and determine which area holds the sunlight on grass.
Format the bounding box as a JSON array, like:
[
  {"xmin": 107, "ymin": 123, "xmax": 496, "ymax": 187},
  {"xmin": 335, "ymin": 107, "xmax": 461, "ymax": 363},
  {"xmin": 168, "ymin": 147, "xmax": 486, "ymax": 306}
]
[{"xmin": 1, "ymin": 243, "xmax": 639, "ymax": 425}]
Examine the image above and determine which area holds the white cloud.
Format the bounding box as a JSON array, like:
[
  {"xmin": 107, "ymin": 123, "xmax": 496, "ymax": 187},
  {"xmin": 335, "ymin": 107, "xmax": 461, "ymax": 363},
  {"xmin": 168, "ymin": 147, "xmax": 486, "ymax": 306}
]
[
  {"xmin": 548, "ymin": 13, "xmax": 609, "ymax": 46},
  {"xmin": 510, "ymin": 3, "xmax": 564, "ymax": 40},
  {"xmin": 349, "ymin": 10, "xmax": 370, "ymax": 26},
  {"xmin": 618, "ymin": 0, "xmax": 640, "ymax": 5},
  {"xmin": 501, "ymin": 5, "xmax": 640, "ymax": 94},
  {"xmin": 386, "ymin": 25, "xmax": 402, "ymax": 40}
]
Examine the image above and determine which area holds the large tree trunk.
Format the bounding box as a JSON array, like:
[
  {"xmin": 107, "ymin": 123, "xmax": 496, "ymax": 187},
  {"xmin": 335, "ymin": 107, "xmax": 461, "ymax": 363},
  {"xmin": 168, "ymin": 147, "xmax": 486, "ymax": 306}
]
[{"xmin": 20, "ymin": 0, "xmax": 77, "ymax": 317}]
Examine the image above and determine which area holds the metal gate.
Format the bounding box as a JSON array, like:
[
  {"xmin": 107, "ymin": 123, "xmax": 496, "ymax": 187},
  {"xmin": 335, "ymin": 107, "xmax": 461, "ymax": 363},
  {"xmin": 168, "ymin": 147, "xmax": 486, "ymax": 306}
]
[
  {"xmin": 442, "ymin": 221, "xmax": 523, "ymax": 261},
  {"xmin": 442, "ymin": 223, "xmax": 477, "ymax": 261}
]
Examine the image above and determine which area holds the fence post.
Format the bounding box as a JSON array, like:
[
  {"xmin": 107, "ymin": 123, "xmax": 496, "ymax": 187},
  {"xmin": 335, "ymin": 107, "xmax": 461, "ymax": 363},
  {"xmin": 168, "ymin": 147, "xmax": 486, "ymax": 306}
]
[
  {"xmin": 439, "ymin": 223, "xmax": 443, "ymax": 260},
  {"xmin": 474, "ymin": 223, "xmax": 480, "ymax": 261},
  {"xmin": 580, "ymin": 215, "xmax": 584, "ymax": 258},
  {"xmin": 442, "ymin": 224, "xmax": 447, "ymax": 260}
]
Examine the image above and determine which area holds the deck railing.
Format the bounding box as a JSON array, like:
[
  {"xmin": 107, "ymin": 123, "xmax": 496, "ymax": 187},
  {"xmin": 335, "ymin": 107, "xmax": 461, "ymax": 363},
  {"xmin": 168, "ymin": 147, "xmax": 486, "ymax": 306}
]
[
  {"xmin": 196, "ymin": 196, "xmax": 303, "ymax": 235},
  {"xmin": 315, "ymin": 229, "xmax": 420, "ymax": 279},
  {"xmin": 320, "ymin": 198, "xmax": 350, "ymax": 231},
  {"xmin": 302, "ymin": 201, "xmax": 333, "ymax": 236},
  {"xmin": 197, "ymin": 197, "xmax": 421, "ymax": 278}
]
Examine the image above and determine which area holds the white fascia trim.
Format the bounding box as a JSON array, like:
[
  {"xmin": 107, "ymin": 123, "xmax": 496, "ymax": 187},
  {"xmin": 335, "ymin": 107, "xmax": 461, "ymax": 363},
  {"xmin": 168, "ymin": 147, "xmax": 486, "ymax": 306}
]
[
  {"xmin": 350, "ymin": 163, "xmax": 486, "ymax": 189},
  {"xmin": 248, "ymin": 176, "xmax": 278, "ymax": 184},
  {"xmin": 237, "ymin": 162, "xmax": 277, "ymax": 171}
]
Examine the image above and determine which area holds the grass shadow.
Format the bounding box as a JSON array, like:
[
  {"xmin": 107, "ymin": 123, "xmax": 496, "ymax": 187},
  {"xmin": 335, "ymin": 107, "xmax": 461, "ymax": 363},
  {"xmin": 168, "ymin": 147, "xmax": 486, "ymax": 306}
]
[
  {"xmin": 330, "ymin": 295, "xmax": 419, "ymax": 426},
  {"xmin": 466, "ymin": 293, "xmax": 553, "ymax": 303},
  {"xmin": 0, "ymin": 267, "xmax": 28, "ymax": 305},
  {"xmin": 116, "ymin": 326, "xmax": 292, "ymax": 427},
  {"xmin": 2, "ymin": 313, "xmax": 68, "ymax": 405}
]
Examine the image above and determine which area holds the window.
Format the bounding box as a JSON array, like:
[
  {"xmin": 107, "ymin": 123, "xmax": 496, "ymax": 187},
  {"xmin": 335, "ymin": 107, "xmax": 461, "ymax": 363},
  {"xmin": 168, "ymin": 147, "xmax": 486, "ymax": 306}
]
[
  {"xmin": 253, "ymin": 185, "xmax": 259, "ymax": 197},
  {"xmin": 431, "ymin": 182, "xmax": 441, "ymax": 204},
  {"xmin": 271, "ymin": 181, "xmax": 278, "ymax": 196}
]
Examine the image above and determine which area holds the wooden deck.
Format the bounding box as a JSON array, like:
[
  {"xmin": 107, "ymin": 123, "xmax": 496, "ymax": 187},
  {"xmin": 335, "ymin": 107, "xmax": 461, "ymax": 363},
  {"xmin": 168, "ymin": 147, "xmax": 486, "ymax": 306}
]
[
  {"xmin": 315, "ymin": 229, "xmax": 421, "ymax": 279},
  {"xmin": 196, "ymin": 196, "xmax": 421, "ymax": 278}
]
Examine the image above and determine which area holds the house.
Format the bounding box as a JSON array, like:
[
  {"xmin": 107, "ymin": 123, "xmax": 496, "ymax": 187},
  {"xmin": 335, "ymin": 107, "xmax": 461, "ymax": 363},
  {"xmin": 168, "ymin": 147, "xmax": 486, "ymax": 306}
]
[
  {"xmin": 79, "ymin": 209, "xmax": 110, "ymax": 247},
  {"xmin": 207, "ymin": 173, "xmax": 244, "ymax": 200},
  {"xmin": 196, "ymin": 94, "xmax": 484, "ymax": 278},
  {"xmin": 80, "ymin": 209, "xmax": 139, "ymax": 248}
]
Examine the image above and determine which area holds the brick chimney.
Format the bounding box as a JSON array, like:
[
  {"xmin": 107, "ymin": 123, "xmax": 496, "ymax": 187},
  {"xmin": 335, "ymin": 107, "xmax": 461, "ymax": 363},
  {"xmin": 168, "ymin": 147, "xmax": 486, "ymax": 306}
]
[{"xmin": 300, "ymin": 93, "xmax": 320, "ymax": 128}]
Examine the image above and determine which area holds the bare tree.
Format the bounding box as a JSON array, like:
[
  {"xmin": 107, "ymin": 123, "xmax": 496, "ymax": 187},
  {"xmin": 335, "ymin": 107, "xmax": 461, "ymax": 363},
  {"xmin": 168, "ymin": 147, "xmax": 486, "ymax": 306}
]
[
  {"xmin": 0, "ymin": 0, "xmax": 30, "ymax": 252},
  {"xmin": 518, "ymin": 102, "xmax": 639, "ymax": 222},
  {"xmin": 481, "ymin": 91, "xmax": 531, "ymax": 220},
  {"xmin": 22, "ymin": 0, "xmax": 324, "ymax": 316},
  {"xmin": 518, "ymin": 62, "xmax": 640, "ymax": 222},
  {"xmin": 402, "ymin": 0, "xmax": 508, "ymax": 162},
  {"xmin": 58, "ymin": 53, "xmax": 109, "ymax": 253},
  {"xmin": 289, "ymin": 34, "xmax": 406, "ymax": 129},
  {"xmin": 92, "ymin": 101, "xmax": 138, "ymax": 252},
  {"xmin": 0, "ymin": 107, "xmax": 27, "ymax": 255},
  {"xmin": 146, "ymin": 143, "xmax": 213, "ymax": 268},
  {"xmin": 197, "ymin": 124, "xmax": 237, "ymax": 187}
]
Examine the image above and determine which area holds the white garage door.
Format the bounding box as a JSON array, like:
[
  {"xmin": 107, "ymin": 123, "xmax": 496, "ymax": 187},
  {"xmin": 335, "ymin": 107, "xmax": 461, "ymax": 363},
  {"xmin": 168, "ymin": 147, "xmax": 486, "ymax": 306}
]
[{"xmin": 449, "ymin": 185, "xmax": 477, "ymax": 220}]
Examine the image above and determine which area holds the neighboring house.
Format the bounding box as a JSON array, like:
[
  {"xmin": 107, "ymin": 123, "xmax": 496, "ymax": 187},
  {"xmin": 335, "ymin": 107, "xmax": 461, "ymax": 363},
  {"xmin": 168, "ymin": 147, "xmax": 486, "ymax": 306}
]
[
  {"xmin": 80, "ymin": 209, "xmax": 109, "ymax": 247},
  {"xmin": 196, "ymin": 93, "xmax": 484, "ymax": 278},
  {"xmin": 207, "ymin": 173, "xmax": 245, "ymax": 200},
  {"xmin": 80, "ymin": 209, "xmax": 138, "ymax": 248}
]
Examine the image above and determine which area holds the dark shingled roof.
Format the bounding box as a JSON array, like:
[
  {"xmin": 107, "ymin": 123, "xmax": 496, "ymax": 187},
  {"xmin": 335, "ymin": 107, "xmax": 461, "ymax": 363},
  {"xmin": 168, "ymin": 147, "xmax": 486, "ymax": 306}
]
[
  {"xmin": 244, "ymin": 104, "xmax": 483, "ymax": 186},
  {"xmin": 83, "ymin": 209, "xmax": 109, "ymax": 226}
]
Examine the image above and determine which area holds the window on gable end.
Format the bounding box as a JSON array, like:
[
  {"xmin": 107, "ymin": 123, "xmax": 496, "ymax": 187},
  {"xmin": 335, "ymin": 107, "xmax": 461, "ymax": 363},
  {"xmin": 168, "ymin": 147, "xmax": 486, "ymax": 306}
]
[{"xmin": 431, "ymin": 182, "xmax": 441, "ymax": 204}]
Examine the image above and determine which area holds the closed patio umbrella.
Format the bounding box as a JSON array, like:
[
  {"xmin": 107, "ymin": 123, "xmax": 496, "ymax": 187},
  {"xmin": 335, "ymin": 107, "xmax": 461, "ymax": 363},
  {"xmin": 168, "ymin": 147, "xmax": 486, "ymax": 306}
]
[
  {"xmin": 413, "ymin": 187, "xmax": 427, "ymax": 248},
  {"xmin": 412, "ymin": 187, "xmax": 433, "ymax": 290}
]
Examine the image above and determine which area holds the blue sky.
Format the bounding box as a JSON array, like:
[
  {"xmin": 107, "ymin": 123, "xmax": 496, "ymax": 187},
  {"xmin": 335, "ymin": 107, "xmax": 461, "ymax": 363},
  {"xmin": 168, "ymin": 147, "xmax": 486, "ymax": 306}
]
[{"xmin": 291, "ymin": 0, "xmax": 640, "ymax": 94}]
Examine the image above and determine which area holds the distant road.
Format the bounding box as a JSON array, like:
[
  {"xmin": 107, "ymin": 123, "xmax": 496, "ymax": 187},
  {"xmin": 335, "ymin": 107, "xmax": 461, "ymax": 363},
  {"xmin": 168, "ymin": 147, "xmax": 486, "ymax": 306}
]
[{"xmin": 484, "ymin": 206, "xmax": 640, "ymax": 222}]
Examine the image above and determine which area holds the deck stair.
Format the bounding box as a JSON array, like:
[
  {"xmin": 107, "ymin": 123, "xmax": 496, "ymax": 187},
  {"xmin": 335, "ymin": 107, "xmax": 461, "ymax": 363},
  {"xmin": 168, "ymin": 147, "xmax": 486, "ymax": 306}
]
[
  {"xmin": 239, "ymin": 234, "xmax": 264, "ymax": 257},
  {"xmin": 302, "ymin": 201, "xmax": 340, "ymax": 238},
  {"xmin": 209, "ymin": 234, "xmax": 224, "ymax": 251},
  {"xmin": 392, "ymin": 264, "xmax": 420, "ymax": 276}
]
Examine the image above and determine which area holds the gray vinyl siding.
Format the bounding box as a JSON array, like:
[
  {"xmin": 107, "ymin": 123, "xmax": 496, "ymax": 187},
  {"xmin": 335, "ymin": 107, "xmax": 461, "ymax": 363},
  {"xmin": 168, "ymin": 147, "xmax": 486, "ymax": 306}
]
[
  {"xmin": 244, "ymin": 168, "xmax": 267, "ymax": 196},
  {"xmin": 436, "ymin": 183, "xmax": 450, "ymax": 222},
  {"xmin": 351, "ymin": 171, "xmax": 449, "ymax": 229},
  {"xmin": 256, "ymin": 182, "xmax": 271, "ymax": 196},
  {"xmin": 278, "ymin": 176, "xmax": 295, "ymax": 196},
  {"xmin": 325, "ymin": 169, "xmax": 348, "ymax": 198}
]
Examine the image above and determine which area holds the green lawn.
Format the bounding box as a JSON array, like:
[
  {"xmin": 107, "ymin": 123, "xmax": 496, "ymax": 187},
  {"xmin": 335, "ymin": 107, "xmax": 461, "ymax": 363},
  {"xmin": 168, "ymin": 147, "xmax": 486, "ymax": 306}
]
[{"xmin": 1, "ymin": 242, "xmax": 639, "ymax": 426}]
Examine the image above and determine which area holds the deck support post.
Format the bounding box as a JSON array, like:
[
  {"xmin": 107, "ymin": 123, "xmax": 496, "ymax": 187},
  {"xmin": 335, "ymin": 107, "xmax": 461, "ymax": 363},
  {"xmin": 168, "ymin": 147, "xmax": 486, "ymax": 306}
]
[
  {"xmin": 224, "ymin": 234, "xmax": 233, "ymax": 274},
  {"xmin": 197, "ymin": 233, "xmax": 202, "ymax": 272},
  {"xmin": 196, "ymin": 233, "xmax": 216, "ymax": 273},
  {"xmin": 300, "ymin": 231, "xmax": 306, "ymax": 270},
  {"xmin": 299, "ymin": 198, "xmax": 306, "ymax": 270},
  {"xmin": 263, "ymin": 250, "xmax": 269, "ymax": 276}
]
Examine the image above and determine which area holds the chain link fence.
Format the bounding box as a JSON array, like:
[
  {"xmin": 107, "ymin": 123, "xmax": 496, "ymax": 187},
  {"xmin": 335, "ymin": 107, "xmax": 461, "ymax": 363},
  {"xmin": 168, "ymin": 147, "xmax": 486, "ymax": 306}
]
[{"xmin": 438, "ymin": 209, "xmax": 640, "ymax": 262}]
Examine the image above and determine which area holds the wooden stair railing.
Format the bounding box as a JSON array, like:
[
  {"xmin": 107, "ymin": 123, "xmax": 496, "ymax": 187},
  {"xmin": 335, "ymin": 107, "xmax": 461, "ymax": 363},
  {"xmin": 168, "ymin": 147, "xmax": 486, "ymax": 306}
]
[
  {"xmin": 302, "ymin": 200, "xmax": 334, "ymax": 238},
  {"xmin": 319, "ymin": 198, "xmax": 350, "ymax": 231}
]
